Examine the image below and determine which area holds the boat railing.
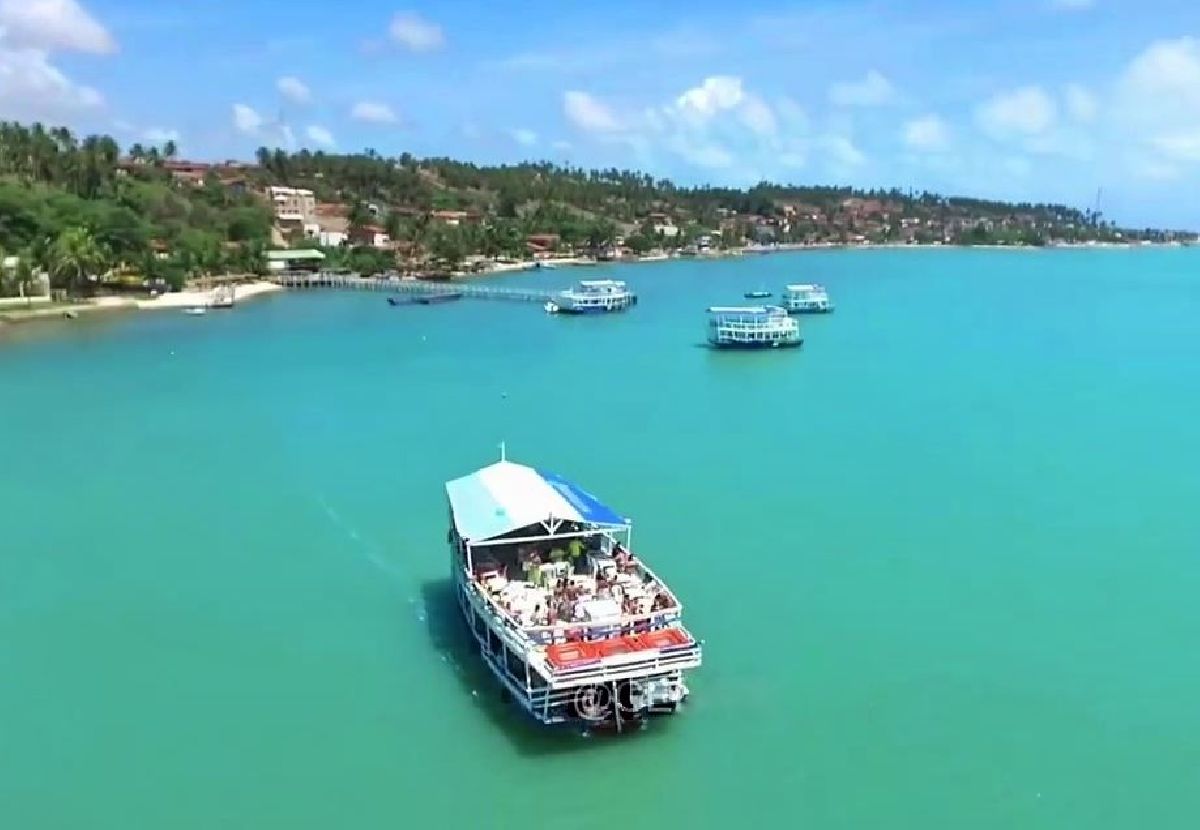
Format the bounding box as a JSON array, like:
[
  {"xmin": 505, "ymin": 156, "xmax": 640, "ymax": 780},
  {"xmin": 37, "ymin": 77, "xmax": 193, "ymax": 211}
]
[
  {"xmin": 466, "ymin": 565, "xmax": 685, "ymax": 649},
  {"xmin": 537, "ymin": 640, "xmax": 701, "ymax": 686}
]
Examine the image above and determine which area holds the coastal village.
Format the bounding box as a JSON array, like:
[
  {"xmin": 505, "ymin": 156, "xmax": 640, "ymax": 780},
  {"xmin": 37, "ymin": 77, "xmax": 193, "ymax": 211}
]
[
  {"xmin": 115, "ymin": 156, "xmax": 1200, "ymax": 278},
  {"xmin": 1, "ymin": 121, "xmax": 1197, "ymax": 321}
]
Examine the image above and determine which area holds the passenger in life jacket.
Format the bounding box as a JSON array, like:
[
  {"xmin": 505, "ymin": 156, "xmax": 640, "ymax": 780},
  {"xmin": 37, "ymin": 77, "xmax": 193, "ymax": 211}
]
[{"xmin": 567, "ymin": 536, "xmax": 584, "ymax": 563}]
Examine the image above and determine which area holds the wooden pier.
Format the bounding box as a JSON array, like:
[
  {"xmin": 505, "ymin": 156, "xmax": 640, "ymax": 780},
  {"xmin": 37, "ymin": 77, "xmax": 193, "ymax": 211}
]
[{"xmin": 273, "ymin": 271, "xmax": 558, "ymax": 304}]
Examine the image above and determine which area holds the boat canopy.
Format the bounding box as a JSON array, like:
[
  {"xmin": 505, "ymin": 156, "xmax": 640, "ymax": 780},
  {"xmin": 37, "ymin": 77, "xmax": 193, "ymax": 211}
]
[{"xmin": 445, "ymin": 460, "xmax": 627, "ymax": 542}]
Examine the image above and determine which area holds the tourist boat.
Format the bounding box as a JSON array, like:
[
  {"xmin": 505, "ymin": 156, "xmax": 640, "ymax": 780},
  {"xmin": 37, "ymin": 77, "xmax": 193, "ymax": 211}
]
[
  {"xmin": 547, "ymin": 280, "xmax": 635, "ymax": 315},
  {"xmin": 744, "ymin": 290, "xmax": 772, "ymax": 299},
  {"xmin": 445, "ymin": 454, "xmax": 701, "ymax": 731},
  {"xmin": 781, "ymin": 283, "xmax": 834, "ymax": 314},
  {"xmin": 707, "ymin": 305, "xmax": 802, "ymax": 349}
]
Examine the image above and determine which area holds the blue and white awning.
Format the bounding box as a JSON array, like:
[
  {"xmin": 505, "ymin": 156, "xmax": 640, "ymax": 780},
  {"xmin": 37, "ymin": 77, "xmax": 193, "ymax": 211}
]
[{"xmin": 445, "ymin": 460, "xmax": 627, "ymax": 542}]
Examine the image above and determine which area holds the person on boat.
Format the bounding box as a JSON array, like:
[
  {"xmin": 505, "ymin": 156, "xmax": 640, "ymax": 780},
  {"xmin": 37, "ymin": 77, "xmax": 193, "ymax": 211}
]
[{"xmin": 567, "ymin": 536, "xmax": 584, "ymax": 564}]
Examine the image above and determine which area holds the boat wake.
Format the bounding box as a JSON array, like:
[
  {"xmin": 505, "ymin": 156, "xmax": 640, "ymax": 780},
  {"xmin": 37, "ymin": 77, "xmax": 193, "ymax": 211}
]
[{"xmin": 314, "ymin": 493, "xmax": 413, "ymax": 588}]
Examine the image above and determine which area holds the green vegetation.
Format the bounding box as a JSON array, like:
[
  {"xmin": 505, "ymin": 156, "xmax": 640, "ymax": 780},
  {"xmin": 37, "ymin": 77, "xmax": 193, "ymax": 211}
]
[
  {"xmin": 1, "ymin": 118, "xmax": 1192, "ymax": 293},
  {"xmin": 0, "ymin": 121, "xmax": 271, "ymax": 296}
]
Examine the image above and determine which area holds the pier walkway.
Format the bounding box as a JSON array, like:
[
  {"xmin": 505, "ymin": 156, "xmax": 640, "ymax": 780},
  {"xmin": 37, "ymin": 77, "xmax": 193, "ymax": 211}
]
[{"xmin": 273, "ymin": 271, "xmax": 558, "ymax": 304}]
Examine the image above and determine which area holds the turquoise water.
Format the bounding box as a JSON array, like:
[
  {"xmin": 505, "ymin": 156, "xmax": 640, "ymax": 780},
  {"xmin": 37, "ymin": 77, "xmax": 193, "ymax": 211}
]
[{"xmin": 2, "ymin": 249, "xmax": 1199, "ymax": 828}]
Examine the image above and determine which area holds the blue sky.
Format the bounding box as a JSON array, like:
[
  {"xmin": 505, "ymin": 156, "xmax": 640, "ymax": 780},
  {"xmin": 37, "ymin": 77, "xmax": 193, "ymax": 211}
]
[{"xmin": 4, "ymin": 0, "xmax": 1200, "ymax": 227}]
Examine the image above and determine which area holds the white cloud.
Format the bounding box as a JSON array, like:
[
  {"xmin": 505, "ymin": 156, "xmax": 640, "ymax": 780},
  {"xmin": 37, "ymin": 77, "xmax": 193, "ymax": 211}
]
[
  {"xmin": 509, "ymin": 128, "xmax": 537, "ymax": 147},
  {"xmin": 232, "ymin": 103, "xmax": 264, "ymax": 134},
  {"xmin": 388, "ymin": 11, "xmax": 443, "ymax": 52},
  {"xmin": 1150, "ymin": 131, "xmax": 1200, "ymax": 163},
  {"xmin": 0, "ymin": 47, "xmax": 103, "ymax": 120},
  {"xmin": 829, "ymin": 70, "xmax": 894, "ymax": 107},
  {"xmin": 1063, "ymin": 83, "xmax": 1098, "ymax": 122},
  {"xmin": 646, "ymin": 76, "xmax": 795, "ymax": 172},
  {"xmin": 777, "ymin": 97, "xmax": 809, "ymax": 131},
  {"xmin": 821, "ymin": 134, "xmax": 866, "ymax": 167},
  {"xmin": 902, "ymin": 114, "xmax": 951, "ymax": 152},
  {"xmin": 563, "ymin": 90, "xmax": 623, "ymax": 133},
  {"xmin": 976, "ymin": 85, "xmax": 1057, "ymax": 137},
  {"xmin": 675, "ymin": 75, "xmax": 745, "ymax": 118},
  {"xmin": 276, "ymin": 76, "xmax": 311, "ymax": 105},
  {"xmin": 551, "ymin": 140, "xmax": 572, "ymax": 152},
  {"xmin": 306, "ymin": 124, "xmax": 335, "ymax": 148},
  {"xmin": 1115, "ymin": 37, "xmax": 1200, "ymax": 123},
  {"xmin": 351, "ymin": 100, "xmax": 398, "ymax": 124},
  {"xmin": 0, "ymin": 0, "xmax": 116, "ymax": 54},
  {"xmin": 737, "ymin": 95, "xmax": 778, "ymax": 137},
  {"xmin": 564, "ymin": 77, "xmax": 811, "ymax": 180},
  {"xmin": 144, "ymin": 127, "xmax": 179, "ymax": 143},
  {"xmin": 1050, "ymin": 0, "xmax": 1094, "ymax": 10},
  {"xmin": 1114, "ymin": 37, "xmax": 1200, "ymax": 174}
]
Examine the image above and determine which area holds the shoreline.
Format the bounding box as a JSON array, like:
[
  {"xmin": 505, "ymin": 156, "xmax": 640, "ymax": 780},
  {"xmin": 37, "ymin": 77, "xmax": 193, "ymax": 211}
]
[
  {"xmin": 0, "ymin": 280, "xmax": 284, "ymax": 331},
  {"xmin": 3, "ymin": 242, "xmax": 1192, "ymax": 338}
]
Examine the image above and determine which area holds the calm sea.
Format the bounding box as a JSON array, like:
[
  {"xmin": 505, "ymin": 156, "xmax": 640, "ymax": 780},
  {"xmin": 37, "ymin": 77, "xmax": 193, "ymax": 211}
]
[{"xmin": 2, "ymin": 248, "xmax": 1199, "ymax": 828}]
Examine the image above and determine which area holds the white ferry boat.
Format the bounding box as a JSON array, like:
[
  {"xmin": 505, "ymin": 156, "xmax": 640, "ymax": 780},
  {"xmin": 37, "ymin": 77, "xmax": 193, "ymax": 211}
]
[
  {"xmin": 546, "ymin": 280, "xmax": 635, "ymax": 314},
  {"xmin": 781, "ymin": 283, "xmax": 834, "ymax": 314},
  {"xmin": 707, "ymin": 305, "xmax": 802, "ymax": 349},
  {"xmin": 445, "ymin": 456, "xmax": 701, "ymax": 731}
]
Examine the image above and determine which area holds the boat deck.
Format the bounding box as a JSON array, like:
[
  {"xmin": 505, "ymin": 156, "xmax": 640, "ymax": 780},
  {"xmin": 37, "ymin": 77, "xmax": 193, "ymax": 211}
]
[{"xmin": 467, "ymin": 550, "xmax": 698, "ymax": 684}]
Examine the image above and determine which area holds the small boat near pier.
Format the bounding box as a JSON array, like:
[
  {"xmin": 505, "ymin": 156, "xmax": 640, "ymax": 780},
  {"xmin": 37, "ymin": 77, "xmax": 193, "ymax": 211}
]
[
  {"xmin": 446, "ymin": 456, "xmax": 701, "ymax": 731},
  {"xmin": 387, "ymin": 291, "xmax": 464, "ymax": 307}
]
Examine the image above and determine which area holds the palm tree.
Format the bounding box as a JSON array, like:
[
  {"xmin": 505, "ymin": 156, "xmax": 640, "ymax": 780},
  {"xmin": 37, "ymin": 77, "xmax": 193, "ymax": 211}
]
[
  {"xmin": 15, "ymin": 254, "xmax": 38, "ymax": 304},
  {"xmin": 162, "ymin": 139, "xmax": 178, "ymax": 160},
  {"xmin": 48, "ymin": 227, "xmax": 106, "ymax": 296},
  {"xmin": 0, "ymin": 244, "xmax": 10, "ymax": 296}
]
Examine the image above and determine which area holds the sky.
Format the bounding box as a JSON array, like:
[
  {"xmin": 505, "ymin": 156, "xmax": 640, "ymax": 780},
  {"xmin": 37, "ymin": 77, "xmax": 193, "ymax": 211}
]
[{"xmin": 3, "ymin": 0, "xmax": 1200, "ymax": 227}]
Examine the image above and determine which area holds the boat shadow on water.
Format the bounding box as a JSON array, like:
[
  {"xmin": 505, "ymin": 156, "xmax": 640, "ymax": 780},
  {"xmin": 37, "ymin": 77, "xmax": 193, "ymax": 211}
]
[{"xmin": 419, "ymin": 579, "xmax": 661, "ymax": 755}]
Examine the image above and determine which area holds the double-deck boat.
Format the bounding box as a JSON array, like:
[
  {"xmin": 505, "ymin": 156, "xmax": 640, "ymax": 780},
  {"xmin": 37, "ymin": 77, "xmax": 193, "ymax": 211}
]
[
  {"xmin": 781, "ymin": 283, "xmax": 834, "ymax": 314},
  {"xmin": 545, "ymin": 280, "xmax": 635, "ymax": 314},
  {"xmin": 707, "ymin": 305, "xmax": 802, "ymax": 349},
  {"xmin": 445, "ymin": 456, "xmax": 701, "ymax": 731}
]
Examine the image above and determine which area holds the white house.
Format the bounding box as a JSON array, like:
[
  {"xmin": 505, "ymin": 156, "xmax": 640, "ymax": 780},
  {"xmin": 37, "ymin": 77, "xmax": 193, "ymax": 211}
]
[{"xmin": 265, "ymin": 249, "xmax": 326, "ymax": 272}]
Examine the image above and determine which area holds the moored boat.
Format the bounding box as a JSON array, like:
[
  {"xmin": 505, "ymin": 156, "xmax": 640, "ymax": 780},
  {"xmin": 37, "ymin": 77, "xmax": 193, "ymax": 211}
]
[
  {"xmin": 781, "ymin": 283, "xmax": 834, "ymax": 314},
  {"xmin": 552, "ymin": 280, "xmax": 635, "ymax": 314},
  {"xmin": 707, "ymin": 305, "xmax": 802, "ymax": 349},
  {"xmin": 445, "ymin": 455, "xmax": 700, "ymax": 731},
  {"xmin": 415, "ymin": 291, "xmax": 463, "ymax": 305},
  {"xmin": 744, "ymin": 290, "xmax": 772, "ymax": 299}
]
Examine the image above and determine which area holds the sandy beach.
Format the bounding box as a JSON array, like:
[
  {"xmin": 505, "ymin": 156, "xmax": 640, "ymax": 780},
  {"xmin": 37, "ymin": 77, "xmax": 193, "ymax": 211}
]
[{"xmin": 136, "ymin": 281, "xmax": 283, "ymax": 310}]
